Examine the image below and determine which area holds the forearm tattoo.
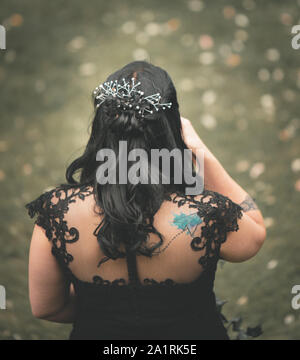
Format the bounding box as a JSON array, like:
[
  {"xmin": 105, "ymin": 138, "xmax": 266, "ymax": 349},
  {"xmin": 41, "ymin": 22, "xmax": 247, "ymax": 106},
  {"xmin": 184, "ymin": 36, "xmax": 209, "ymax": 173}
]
[{"xmin": 239, "ymin": 195, "xmax": 258, "ymax": 212}]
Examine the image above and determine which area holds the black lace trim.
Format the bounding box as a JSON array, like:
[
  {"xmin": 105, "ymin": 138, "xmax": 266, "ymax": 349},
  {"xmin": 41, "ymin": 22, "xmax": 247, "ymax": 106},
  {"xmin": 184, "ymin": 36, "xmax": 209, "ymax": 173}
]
[
  {"xmin": 142, "ymin": 277, "xmax": 178, "ymax": 287},
  {"xmin": 92, "ymin": 275, "xmax": 127, "ymax": 286},
  {"xmin": 91, "ymin": 276, "xmax": 177, "ymax": 287},
  {"xmin": 89, "ymin": 275, "xmax": 193, "ymax": 288},
  {"xmin": 25, "ymin": 184, "xmax": 95, "ymax": 269},
  {"xmin": 63, "ymin": 272, "xmax": 179, "ymax": 288}
]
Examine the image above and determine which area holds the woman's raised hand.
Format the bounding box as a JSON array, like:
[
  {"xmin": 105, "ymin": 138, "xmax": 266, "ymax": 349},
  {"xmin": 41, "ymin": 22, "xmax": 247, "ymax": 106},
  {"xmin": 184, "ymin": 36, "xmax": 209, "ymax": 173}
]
[{"xmin": 180, "ymin": 116, "xmax": 212, "ymax": 159}]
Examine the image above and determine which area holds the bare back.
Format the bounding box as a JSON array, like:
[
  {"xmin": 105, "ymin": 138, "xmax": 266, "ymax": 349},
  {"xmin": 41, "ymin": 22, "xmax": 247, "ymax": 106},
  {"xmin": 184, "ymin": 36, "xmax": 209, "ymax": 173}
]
[{"xmin": 29, "ymin": 184, "xmax": 243, "ymax": 286}]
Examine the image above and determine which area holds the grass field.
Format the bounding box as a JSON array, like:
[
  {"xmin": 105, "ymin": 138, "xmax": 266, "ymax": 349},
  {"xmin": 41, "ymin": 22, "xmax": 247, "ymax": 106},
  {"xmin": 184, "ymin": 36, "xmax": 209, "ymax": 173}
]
[{"xmin": 0, "ymin": 0, "xmax": 299, "ymax": 340}]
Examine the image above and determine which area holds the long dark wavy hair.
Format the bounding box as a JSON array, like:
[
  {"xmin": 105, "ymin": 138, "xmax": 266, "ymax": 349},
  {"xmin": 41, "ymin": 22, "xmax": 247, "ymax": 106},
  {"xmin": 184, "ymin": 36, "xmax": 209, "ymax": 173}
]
[{"xmin": 65, "ymin": 61, "xmax": 196, "ymax": 265}]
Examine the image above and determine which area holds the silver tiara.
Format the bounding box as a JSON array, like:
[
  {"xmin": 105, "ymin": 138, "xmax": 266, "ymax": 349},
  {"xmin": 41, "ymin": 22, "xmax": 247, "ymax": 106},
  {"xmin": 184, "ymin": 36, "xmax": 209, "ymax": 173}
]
[{"xmin": 93, "ymin": 77, "xmax": 172, "ymax": 118}]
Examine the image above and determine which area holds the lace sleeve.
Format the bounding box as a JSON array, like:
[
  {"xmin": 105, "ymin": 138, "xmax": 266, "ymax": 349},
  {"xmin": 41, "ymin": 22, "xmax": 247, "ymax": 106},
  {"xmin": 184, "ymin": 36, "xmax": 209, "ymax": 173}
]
[
  {"xmin": 25, "ymin": 184, "xmax": 95, "ymax": 270},
  {"xmin": 172, "ymin": 190, "xmax": 244, "ymax": 268},
  {"xmin": 197, "ymin": 190, "xmax": 244, "ymax": 265},
  {"xmin": 25, "ymin": 188, "xmax": 57, "ymax": 241},
  {"xmin": 25, "ymin": 186, "xmax": 78, "ymax": 269},
  {"xmin": 210, "ymin": 191, "xmax": 244, "ymax": 234}
]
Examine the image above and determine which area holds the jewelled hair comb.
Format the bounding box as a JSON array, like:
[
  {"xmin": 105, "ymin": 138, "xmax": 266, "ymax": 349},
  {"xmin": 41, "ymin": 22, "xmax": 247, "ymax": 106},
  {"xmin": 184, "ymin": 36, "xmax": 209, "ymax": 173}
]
[{"xmin": 93, "ymin": 78, "xmax": 172, "ymax": 118}]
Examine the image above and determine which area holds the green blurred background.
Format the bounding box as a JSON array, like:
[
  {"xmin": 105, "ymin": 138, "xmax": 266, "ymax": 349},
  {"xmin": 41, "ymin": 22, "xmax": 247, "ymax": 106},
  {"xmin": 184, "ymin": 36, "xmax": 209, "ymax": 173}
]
[{"xmin": 0, "ymin": 0, "xmax": 299, "ymax": 340}]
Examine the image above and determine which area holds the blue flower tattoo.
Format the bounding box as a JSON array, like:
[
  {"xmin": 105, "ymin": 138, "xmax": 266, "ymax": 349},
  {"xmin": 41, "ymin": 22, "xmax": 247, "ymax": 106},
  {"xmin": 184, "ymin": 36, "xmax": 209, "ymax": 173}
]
[{"xmin": 172, "ymin": 212, "xmax": 203, "ymax": 236}]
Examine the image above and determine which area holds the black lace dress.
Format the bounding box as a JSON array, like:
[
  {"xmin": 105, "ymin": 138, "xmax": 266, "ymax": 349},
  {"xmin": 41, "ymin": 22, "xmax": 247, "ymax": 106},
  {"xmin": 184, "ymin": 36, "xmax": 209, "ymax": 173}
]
[{"xmin": 25, "ymin": 184, "xmax": 243, "ymax": 340}]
